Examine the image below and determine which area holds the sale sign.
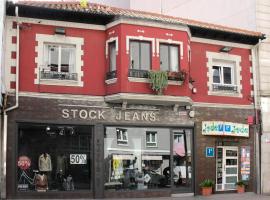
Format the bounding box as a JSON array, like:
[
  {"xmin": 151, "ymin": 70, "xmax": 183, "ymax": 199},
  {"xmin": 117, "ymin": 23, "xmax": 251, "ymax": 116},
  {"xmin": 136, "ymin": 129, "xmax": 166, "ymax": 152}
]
[{"xmin": 18, "ymin": 156, "xmax": 31, "ymax": 170}]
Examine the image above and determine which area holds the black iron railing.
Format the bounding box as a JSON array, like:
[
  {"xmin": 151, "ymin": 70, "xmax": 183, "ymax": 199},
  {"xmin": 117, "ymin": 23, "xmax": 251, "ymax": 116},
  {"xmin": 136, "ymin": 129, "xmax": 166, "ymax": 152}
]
[
  {"xmin": 40, "ymin": 71, "xmax": 78, "ymax": 81},
  {"xmin": 106, "ymin": 70, "xmax": 117, "ymax": 80},
  {"xmin": 212, "ymin": 84, "xmax": 238, "ymax": 92},
  {"xmin": 128, "ymin": 69, "xmax": 149, "ymax": 78}
]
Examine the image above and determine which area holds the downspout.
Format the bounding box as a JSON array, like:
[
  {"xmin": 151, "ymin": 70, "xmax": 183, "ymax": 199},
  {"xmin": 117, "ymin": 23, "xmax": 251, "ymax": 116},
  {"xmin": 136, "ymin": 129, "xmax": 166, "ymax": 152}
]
[
  {"xmin": 251, "ymin": 39, "xmax": 261, "ymax": 194},
  {"xmin": 1, "ymin": 5, "xmax": 20, "ymax": 199}
]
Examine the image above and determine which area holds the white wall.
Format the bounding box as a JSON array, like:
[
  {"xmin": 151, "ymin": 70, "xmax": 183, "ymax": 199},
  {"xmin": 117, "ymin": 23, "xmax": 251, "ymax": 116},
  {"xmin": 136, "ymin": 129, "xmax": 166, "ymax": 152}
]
[{"xmin": 90, "ymin": 0, "xmax": 256, "ymax": 31}]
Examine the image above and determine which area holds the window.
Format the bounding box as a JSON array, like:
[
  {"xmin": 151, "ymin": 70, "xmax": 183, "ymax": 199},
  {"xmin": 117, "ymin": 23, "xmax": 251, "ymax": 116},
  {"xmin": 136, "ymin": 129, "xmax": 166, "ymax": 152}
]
[
  {"xmin": 116, "ymin": 128, "xmax": 128, "ymax": 145},
  {"xmin": 17, "ymin": 123, "xmax": 92, "ymax": 192},
  {"xmin": 146, "ymin": 131, "xmax": 157, "ymax": 147},
  {"xmin": 35, "ymin": 34, "xmax": 84, "ymax": 86},
  {"xmin": 109, "ymin": 42, "xmax": 116, "ymax": 72},
  {"xmin": 160, "ymin": 44, "xmax": 179, "ymax": 72},
  {"xmin": 130, "ymin": 41, "xmax": 151, "ymax": 71},
  {"xmin": 41, "ymin": 44, "xmax": 77, "ymax": 81},
  {"xmin": 206, "ymin": 52, "xmax": 242, "ymax": 97},
  {"xmin": 212, "ymin": 61, "xmax": 237, "ymax": 92}
]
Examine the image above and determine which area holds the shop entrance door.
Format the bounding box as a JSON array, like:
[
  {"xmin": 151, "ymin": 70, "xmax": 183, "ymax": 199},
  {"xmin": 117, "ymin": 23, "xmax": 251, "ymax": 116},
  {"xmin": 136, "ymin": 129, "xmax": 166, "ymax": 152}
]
[
  {"xmin": 216, "ymin": 146, "xmax": 238, "ymax": 191},
  {"xmin": 172, "ymin": 129, "xmax": 193, "ymax": 194}
]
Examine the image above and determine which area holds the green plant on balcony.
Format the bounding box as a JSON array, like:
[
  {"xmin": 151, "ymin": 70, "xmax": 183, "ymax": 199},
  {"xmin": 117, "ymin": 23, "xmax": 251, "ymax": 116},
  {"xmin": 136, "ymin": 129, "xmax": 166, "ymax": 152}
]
[{"xmin": 148, "ymin": 71, "xmax": 168, "ymax": 95}]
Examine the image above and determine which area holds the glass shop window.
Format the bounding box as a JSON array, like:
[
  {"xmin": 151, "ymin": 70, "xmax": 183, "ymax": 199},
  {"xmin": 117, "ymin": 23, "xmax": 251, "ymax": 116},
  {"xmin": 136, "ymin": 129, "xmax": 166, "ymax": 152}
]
[
  {"xmin": 17, "ymin": 123, "xmax": 92, "ymax": 192},
  {"xmin": 104, "ymin": 127, "xmax": 171, "ymax": 191}
]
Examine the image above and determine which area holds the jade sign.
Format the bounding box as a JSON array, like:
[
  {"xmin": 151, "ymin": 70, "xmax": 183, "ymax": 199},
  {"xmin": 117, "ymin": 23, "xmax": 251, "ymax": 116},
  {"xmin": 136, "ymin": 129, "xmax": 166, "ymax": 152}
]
[{"xmin": 202, "ymin": 121, "xmax": 249, "ymax": 137}]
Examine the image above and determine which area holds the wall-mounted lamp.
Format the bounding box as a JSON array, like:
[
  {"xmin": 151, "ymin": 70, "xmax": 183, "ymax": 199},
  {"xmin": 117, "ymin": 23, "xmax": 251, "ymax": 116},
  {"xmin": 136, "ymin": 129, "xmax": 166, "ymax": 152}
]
[
  {"xmin": 192, "ymin": 87, "xmax": 197, "ymax": 94},
  {"xmin": 219, "ymin": 46, "xmax": 232, "ymax": 53},
  {"xmin": 55, "ymin": 27, "xmax": 65, "ymax": 35}
]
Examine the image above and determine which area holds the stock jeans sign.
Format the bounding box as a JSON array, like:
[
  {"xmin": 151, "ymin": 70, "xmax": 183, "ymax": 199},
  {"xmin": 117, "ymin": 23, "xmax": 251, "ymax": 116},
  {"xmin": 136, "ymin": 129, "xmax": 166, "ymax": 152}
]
[{"xmin": 202, "ymin": 121, "xmax": 249, "ymax": 137}]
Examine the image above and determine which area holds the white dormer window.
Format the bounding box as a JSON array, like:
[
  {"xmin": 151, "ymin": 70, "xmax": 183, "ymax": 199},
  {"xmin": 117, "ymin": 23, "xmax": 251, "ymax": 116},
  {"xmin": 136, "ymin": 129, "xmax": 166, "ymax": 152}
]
[{"xmin": 116, "ymin": 128, "xmax": 128, "ymax": 145}]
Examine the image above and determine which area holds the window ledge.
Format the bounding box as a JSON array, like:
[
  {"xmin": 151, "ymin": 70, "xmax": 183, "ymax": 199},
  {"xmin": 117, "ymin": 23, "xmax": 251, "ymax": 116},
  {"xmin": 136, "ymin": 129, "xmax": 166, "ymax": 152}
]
[
  {"xmin": 128, "ymin": 77, "xmax": 183, "ymax": 85},
  {"xmin": 39, "ymin": 79, "xmax": 82, "ymax": 87},
  {"xmin": 105, "ymin": 78, "xmax": 117, "ymax": 85},
  {"xmin": 208, "ymin": 91, "xmax": 243, "ymax": 98}
]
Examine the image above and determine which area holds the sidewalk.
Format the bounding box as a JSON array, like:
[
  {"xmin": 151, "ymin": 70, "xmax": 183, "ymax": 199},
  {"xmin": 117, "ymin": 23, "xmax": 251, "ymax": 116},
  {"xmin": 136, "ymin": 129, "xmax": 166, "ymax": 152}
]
[
  {"xmin": 8, "ymin": 193, "xmax": 270, "ymax": 200},
  {"xmin": 103, "ymin": 193, "xmax": 269, "ymax": 200}
]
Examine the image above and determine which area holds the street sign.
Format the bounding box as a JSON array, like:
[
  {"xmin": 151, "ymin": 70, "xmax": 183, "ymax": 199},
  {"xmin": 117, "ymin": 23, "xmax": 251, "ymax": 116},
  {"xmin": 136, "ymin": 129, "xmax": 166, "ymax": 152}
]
[{"xmin": 206, "ymin": 147, "xmax": 215, "ymax": 157}]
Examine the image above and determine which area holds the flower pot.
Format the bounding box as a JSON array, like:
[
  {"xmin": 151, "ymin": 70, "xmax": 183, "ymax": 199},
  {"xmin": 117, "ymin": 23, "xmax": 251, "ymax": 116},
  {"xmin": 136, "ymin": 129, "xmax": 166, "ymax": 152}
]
[
  {"xmin": 237, "ymin": 185, "xmax": 245, "ymax": 193},
  {"xmin": 201, "ymin": 187, "xmax": 212, "ymax": 196}
]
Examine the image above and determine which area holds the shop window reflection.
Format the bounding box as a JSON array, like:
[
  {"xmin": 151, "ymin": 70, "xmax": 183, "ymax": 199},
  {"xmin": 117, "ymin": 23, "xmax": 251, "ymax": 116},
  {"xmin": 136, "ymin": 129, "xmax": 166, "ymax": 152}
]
[
  {"xmin": 173, "ymin": 130, "xmax": 192, "ymax": 190},
  {"xmin": 104, "ymin": 127, "xmax": 171, "ymax": 191}
]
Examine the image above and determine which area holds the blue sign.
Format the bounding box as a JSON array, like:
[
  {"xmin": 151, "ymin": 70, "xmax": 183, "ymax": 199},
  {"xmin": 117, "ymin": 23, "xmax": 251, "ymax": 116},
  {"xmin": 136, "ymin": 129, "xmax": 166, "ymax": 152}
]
[{"xmin": 206, "ymin": 147, "xmax": 215, "ymax": 157}]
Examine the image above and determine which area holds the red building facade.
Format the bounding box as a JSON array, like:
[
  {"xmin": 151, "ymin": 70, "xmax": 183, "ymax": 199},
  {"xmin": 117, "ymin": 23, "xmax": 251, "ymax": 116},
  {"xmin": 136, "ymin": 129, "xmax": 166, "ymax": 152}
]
[{"xmin": 2, "ymin": 1, "xmax": 263, "ymax": 199}]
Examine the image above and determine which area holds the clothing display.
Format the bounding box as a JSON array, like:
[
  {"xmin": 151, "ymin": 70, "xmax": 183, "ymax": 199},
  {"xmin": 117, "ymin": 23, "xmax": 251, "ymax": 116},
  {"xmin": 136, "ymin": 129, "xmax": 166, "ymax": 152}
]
[
  {"xmin": 56, "ymin": 154, "xmax": 68, "ymax": 175},
  {"xmin": 112, "ymin": 159, "xmax": 123, "ymax": 180},
  {"xmin": 35, "ymin": 174, "xmax": 48, "ymax": 192},
  {"xmin": 63, "ymin": 175, "xmax": 74, "ymax": 191},
  {"xmin": 39, "ymin": 153, "xmax": 52, "ymax": 172}
]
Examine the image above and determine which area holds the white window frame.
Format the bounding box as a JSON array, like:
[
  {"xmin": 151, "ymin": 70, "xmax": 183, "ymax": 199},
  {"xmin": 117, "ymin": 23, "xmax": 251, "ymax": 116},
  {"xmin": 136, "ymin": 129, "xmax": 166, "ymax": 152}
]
[
  {"xmin": 156, "ymin": 39, "xmax": 183, "ymax": 60},
  {"xmin": 146, "ymin": 131, "xmax": 157, "ymax": 147},
  {"xmin": 116, "ymin": 128, "xmax": 128, "ymax": 145},
  {"xmin": 206, "ymin": 52, "xmax": 242, "ymax": 98},
  {"xmin": 35, "ymin": 34, "xmax": 84, "ymax": 87},
  {"xmin": 126, "ymin": 36, "xmax": 155, "ymax": 56}
]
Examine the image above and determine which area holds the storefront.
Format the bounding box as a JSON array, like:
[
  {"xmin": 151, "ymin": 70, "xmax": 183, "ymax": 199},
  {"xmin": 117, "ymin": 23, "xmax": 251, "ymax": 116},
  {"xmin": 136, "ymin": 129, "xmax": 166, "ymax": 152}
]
[{"xmin": 6, "ymin": 96, "xmax": 195, "ymax": 199}]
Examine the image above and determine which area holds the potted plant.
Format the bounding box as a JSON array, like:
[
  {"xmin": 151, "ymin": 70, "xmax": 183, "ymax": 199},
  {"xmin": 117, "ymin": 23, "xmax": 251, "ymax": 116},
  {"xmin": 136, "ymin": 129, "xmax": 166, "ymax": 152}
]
[
  {"xmin": 148, "ymin": 71, "xmax": 168, "ymax": 95},
  {"xmin": 200, "ymin": 179, "xmax": 214, "ymax": 196},
  {"xmin": 235, "ymin": 180, "xmax": 246, "ymax": 193},
  {"xmin": 167, "ymin": 70, "xmax": 187, "ymax": 82}
]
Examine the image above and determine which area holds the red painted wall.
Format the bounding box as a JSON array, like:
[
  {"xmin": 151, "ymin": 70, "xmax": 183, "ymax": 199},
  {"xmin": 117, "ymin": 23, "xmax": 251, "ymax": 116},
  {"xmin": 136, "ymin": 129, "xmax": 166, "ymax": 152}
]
[
  {"xmin": 19, "ymin": 23, "xmax": 106, "ymax": 95},
  {"xmin": 190, "ymin": 41, "xmax": 252, "ymax": 105},
  {"xmin": 17, "ymin": 21, "xmax": 253, "ymax": 105}
]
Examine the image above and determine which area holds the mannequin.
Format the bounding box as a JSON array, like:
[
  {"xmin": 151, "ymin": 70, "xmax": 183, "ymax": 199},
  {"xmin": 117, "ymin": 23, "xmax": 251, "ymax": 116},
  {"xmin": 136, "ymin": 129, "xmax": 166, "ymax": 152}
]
[
  {"xmin": 39, "ymin": 153, "xmax": 52, "ymax": 172},
  {"xmin": 38, "ymin": 153, "xmax": 52, "ymax": 190},
  {"xmin": 56, "ymin": 153, "xmax": 67, "ymax": 175}
]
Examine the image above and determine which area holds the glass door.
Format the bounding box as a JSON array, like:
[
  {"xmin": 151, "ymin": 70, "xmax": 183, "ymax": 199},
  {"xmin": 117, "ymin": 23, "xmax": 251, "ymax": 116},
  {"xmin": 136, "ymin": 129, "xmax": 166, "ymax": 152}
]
[
  {"xmin": 216, "ymin": 146, "xmax": 238, "ymax": 191},
  {"xmin": 172, "ymin": 129, "xmax": 193, "ymax": 193}
]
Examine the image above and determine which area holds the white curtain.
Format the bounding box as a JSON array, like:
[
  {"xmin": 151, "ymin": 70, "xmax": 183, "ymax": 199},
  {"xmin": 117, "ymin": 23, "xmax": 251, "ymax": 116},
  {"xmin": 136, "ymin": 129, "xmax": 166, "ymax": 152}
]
[{"xmin": 170, "ymin": 46, "xmax": 179, "ymax": 72}]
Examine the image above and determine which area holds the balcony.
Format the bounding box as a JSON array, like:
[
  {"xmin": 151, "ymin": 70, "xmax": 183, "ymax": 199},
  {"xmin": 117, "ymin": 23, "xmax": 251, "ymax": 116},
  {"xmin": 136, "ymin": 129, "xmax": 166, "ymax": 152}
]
[
  {"xmin": 106, "ymin": 70, "xmax": 117, "ymax": 80},
  {"xmin": 128, "ymin": 69, "xmax": 149, "ymax": 78},
  {"xmin": 40, "ymin": 71, "xmax": 78, "ymax": 81},
  {"xmin": 212, "ymin": 84, "xmax": 238, "ymax": 92}
]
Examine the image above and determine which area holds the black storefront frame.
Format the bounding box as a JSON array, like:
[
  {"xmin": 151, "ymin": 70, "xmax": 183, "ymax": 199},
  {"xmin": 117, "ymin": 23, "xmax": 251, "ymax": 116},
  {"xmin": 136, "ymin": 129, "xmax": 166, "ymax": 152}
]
[
  {"xmin": 102, "ymin": 124, "xmax": 195, "ymax": 198},
  {"xmin": 9, "ymin": 119, "xmax": 195, "ymax": 199},
  {"xmin": 13, "ymin": 120, "xmax": 95, "ymax": 199}
]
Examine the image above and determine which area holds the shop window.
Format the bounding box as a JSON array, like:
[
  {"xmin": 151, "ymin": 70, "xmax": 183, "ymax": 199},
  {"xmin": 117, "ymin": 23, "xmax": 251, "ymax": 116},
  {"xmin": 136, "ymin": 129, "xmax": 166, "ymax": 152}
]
[
  {"xmin": 17, "ymin": 123, "xmax": 92, "ymax": 192},
  {"xmin": 116, "ymin": 128, "xmax": 128, "ymax": 145},
  {"xmin": 129, "ymin": 41, "xmax": 151, "ymax": 78},
  {"xmin": 160, "ymin": 44, "xmax": 179, "ymax": 72},
  {"xmin": 206, "ymin": 52, "xmax": 242, "ymax": 97},
  {"xmin": 42, "ymin": 44, "xmax": 77, "ymax": 81},
  {"xmin": 104, "ymin": 127, "xmax": 171, "ymax": 191},
  {"xmin": 146, "ymin": 131, "xmax": 157, "ymax": 147}
]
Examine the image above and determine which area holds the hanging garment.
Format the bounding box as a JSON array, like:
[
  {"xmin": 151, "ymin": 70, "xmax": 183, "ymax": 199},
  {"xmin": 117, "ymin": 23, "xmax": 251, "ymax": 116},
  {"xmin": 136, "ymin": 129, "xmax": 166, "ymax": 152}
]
[
  {"xmin": 39, "ymin": 153, "xmax": 52, "ymax": 172},
  {"xmin": 56, "ymin": 155, "xmax": 68, "ymax": 175},
  {"xmin": 112, "ymin": 158, "xmax": 123, "ymax": 180},
  {"xmin": 35, "ymin": 174, "xmax": 48, "ymax": 191}
]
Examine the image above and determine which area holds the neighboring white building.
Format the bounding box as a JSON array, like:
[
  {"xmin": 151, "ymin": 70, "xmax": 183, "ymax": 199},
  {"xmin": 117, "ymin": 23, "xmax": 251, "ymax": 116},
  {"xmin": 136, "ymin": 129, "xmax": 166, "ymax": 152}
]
[
  {"xmin": 90, "ymin": 0, "xmax": 256, "ymax": 31},
  {"xmin": 257, "ymin": 0, "xmax": 270, "ymax": 195}
]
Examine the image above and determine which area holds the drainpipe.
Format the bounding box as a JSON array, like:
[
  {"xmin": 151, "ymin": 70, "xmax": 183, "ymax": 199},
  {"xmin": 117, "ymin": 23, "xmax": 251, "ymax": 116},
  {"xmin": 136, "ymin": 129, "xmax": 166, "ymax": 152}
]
[
  {"xmin": 251, "ymin": 40, "xmax": 261, "ymax": 194},
  {"xmin": 1, "ymin": 5, "xmax": 20, "ymax": 199}
]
